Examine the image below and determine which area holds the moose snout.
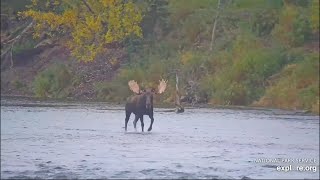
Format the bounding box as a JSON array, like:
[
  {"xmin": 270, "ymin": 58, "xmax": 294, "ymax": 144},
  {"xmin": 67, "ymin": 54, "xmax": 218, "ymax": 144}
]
[{"xmin": 146, "ymin": 103, "xmax": 152, "ymax": 109}]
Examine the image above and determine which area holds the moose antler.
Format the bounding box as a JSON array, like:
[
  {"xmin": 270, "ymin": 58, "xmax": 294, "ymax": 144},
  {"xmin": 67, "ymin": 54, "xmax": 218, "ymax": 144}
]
[
  {"xmin": 128, "ymin": 80, "xmax": 140, "ymax": 94},
  {"xmin": 157, "ymin": 79, "xmax": 167, "ymax": 94}
]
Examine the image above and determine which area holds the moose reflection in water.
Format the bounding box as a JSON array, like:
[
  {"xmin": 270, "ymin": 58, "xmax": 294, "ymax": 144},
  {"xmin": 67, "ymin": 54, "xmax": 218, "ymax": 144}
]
[{"xmin": 125, "ymin": 79, "xmax": 167, "ymax": 132}]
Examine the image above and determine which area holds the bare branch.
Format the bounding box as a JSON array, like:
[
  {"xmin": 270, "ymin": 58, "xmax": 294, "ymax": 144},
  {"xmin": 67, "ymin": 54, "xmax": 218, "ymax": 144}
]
[
  {"xmin": 0, "ymin": 47, "xmax": 11, "ymax": 58},
  {"xmin": 1, "ymin": 22, "xmax": 30, "ymax": 44},
  {"xmin": 175, "ymin": 72, "xmax": 181, "ymax": 106},
  {"xmin": 81, "ymin": 0, "xmax": 95, "ymax": 15},
  {"xmin": 10, "ymin": 44, "xmax": 13, "ymax": 68},
  {"xmin": 4, "ymin": 21, "xmax": 33, "ymax": 45},
  {"xmin": 1, "ymin": 21, "xmax": 34, "ymax": 68},
  {"xmin": 34, "ymin": 39, "xmax": 54, "ymax": 48}
]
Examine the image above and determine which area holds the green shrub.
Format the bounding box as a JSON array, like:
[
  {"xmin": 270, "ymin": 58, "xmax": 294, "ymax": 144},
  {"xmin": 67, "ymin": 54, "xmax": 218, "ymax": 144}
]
[
  {"xmin": 98, "ymin": 50, "xmax": 175, "ymax": 102},
  {"xmin": 310, "ymin": 0, "xmax": 319, "ymax": 33},
  {"xmin": 12, "ymin": 38, "xmax": 37, "ymax": 56},
  {"xmin": 285, "ymin": 47, "xmax": 307, "ymax": 64},
  {"xmin": 12, "ymin": 80, "xmax": 26, "ymax": 90},
  {"xmin": 197, "ymin": 74, "xmax": 215, "ymax": 102},
  {"xmin": 33, "ymin": 63, "xmax": 72, "ymax": 98},
  {"xmin": 255, "ymin": 53, "xmax": 319, "ymax": 113},
  {"xmin": 168, "ymin": 0, "xmax": 217, "ymax": 23},
  {"xmin": 272, "ymin": 5, "xmax": 312, "ymax": 47},
  {"xmin": 292, "ymin": 13, "xmax": 312, "ymax": 45},
  {"xmin": 117, "ymin": 68, "xmax": 145, "ymax": 85},
  {"xmin": 71, "ymin": 74, "xmax": 85, "ymax": 87},
  {"xmin": 252, "ymin": 9, "xmax": 279, "ymax": 36},
  {"xmin": 181, "ymin": 51, "xmax": 209, "ymax": 80},
  {"xmin": 298, "ymin": 84, "xmax": 318, "ymax": 109},
  {"xmin": 179, "ymin": 11, "xmax": 212, "ymax": 43},
  {"xmin": 210, "ymin": 44, "xmax": 286, "ymax": 105},
  {"xmin": 94, "ymin": 81, "xmax": 131, "ymax": 102}
]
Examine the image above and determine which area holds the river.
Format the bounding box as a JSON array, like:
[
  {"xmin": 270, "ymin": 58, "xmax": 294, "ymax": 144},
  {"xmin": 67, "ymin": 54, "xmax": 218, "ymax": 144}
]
[{"xmin": 1, "ymin": 98, "xmax": 319, "ymax": 179}]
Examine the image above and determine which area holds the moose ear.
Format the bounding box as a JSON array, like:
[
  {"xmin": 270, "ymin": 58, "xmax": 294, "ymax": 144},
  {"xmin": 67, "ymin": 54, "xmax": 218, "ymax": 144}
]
[
  {"xmin": 128, "ymin": 80, "xmax": 140, "ymax": 94},
  {"xmin": 157, "ymin": 79, "xmax": 167, "ymax": 94}
]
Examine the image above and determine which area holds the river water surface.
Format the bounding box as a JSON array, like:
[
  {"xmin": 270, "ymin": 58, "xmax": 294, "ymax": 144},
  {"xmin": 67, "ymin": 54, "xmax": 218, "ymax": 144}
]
[{"xmin": 1, "ymin": 98, "xmax": 319, "ymax": 179}]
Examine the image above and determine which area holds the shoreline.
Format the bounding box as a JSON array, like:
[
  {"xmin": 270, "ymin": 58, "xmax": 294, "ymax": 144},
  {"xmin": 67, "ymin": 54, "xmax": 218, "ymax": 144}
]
[{"xmin": 1, "ymin": 94, "xmax": 316, "ymax": 116}]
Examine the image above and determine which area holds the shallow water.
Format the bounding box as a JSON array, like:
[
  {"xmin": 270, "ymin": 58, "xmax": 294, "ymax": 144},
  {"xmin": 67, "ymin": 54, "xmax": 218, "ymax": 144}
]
[{"xmin": 1, "ymin": 98, "xmax": 319, "ymax": 179}]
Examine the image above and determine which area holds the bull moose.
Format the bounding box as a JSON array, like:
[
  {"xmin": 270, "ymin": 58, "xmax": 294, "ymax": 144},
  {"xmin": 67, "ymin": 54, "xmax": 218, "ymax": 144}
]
[{"xmin": 125, "ymin": 79, "xmax": 167, "ymax": 132}]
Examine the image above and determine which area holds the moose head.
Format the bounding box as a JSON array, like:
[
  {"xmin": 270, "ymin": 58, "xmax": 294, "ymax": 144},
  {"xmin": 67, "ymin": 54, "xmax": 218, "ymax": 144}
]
[
  {"xmin": 125, "ymin": 79, "xmax": 167, "ymax": 132},
  {"xmin": 128, "ymin": 79, "xmax": 167, "ymax": 109}
]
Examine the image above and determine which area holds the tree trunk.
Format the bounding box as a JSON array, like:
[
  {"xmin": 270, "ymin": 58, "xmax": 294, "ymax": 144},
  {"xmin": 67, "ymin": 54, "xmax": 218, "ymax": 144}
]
[
  {"xmin": 209, "ymin": 0, "xmax": 222, "ymax": 51},
  {"xmin": 175, "ymin": 70, "xmax": 184, "ymax": 113}
]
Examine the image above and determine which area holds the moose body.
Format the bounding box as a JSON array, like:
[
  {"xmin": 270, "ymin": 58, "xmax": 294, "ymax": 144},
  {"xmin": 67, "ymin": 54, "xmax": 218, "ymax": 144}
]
[{"xmin": 125, "ymin": 80, "xmax": 167, "ymax": 132}]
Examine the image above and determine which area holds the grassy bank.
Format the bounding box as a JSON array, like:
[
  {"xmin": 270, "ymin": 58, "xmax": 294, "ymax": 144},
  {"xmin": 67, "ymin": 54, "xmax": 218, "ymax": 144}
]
[{"xmin": 1, "ymin": 0, "xmax": 319, "ymax": 115}]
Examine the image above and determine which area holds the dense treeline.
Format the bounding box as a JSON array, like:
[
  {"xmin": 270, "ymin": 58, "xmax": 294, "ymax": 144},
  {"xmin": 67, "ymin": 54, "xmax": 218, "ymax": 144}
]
[{"xmin": 1, "ymin": 0, "xmax": 319, "ymax": 114}]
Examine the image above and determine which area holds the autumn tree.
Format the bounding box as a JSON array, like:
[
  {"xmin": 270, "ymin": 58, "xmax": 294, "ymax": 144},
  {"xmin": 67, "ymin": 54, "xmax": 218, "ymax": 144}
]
[{"xmin": 19, "ymin": 0, "xmax": 143, "ymax": 62}]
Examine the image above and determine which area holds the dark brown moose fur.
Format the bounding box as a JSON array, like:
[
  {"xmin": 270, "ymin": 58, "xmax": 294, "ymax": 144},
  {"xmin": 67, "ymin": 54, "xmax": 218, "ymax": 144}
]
[{"xmin": 125, "ymin": 80, "xmax": 167, "ymax": 132}]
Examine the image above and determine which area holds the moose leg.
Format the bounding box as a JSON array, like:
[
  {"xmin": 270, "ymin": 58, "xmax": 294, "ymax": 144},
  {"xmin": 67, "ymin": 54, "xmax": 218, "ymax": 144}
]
[
  {"xmin": 125, "ymin": 111, "xmax": 131, "ymax": 131},
  {"xmin": 148, "ymin": 114, "xmax": 154, "ymax": 132},
  {"xmin": 133, "ymin": 115, "xmax": 139, "ymax": 131},
  {"xmin": 140, "ymin": 115, "xmax": 144, "ymax": 132}
]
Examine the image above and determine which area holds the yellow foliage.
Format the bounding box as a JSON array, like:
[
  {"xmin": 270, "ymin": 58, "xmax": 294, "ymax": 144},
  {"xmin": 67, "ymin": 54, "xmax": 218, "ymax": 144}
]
[{"xmin": 19, "ymin": 0, "xmax": 143, "ymax": 62}]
